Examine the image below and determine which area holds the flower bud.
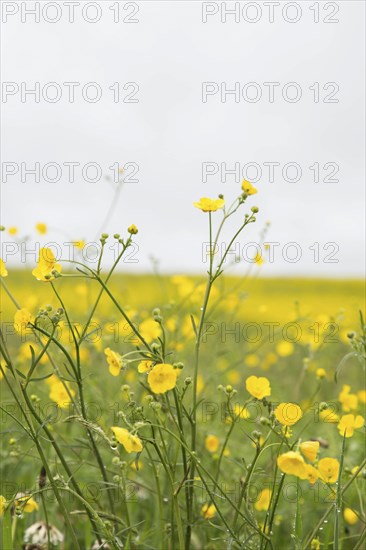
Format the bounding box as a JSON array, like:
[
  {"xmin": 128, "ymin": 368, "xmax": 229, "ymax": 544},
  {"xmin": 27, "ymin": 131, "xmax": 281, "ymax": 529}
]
[
  {"xmin": 251, "ymin": 206, "xmax": 259, "ymax": 213},
  {"xmin": 128, "ymin": 224, "xmax": 138, "ymax": 235}
]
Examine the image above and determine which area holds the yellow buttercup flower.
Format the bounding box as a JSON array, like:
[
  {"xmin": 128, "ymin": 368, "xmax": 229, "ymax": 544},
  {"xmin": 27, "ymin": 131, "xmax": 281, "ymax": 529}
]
[
  {"xmin": 0, "ymin": 495, "xmax": 7, "ymax": 516},
  {"xmin": 300, "ymin": 441, "xmax": 319, "ymax": 462},
  {"xmin": 0, "ymin": 259, "xmax": 8, "ymax": 277},
  {"xmin": 193, "ymin": 197, "xmax": 225, "ymax": 212},
  {"xmin": 14, "ymin": 308, "xmax": 33, "ymax": 334},
  {"xmin": 357, "ymin": 390, "xmax": 366, "ymax": 404},
  {"xmin": 72, "ymin": 240, "xmax": 86, "ymax": 250},
  {"xmin": 49, "ymin": 377, "xmax": 75, "ymax": 408},
  {"xmin": 319, "ymin": 408, "xmax": 339, "ymax": 423},
  {"xmin": 32, "ymin": 247, "xmax": 62, "ymax": 281},
  {"xmin": 137, "ymin": 360, "xmax": 154, "ymax": 373},
  {"xmin": 254, "ymin": 488, "xmax": 272, "ymax": 511},
  {"xmin": 310, "ymin": 538, "xmax": 320, "ymax": 550},
  {"xmin": 35, "ymin": 223, "xmax": 47, "ymax": 235},
  {"xmin": 201, "ymin": 503, "xmax": 216, "ymax": 519},
  {"xmin": 111, "ymin": 427, "xmax": 143, "ymax": 453},
  {"xmin": 318, "ymin": 457, "xmax": 340, "ymax": 484},
  {"xmin": 104, "ymin": 347, "xmax": 124, "ymax": 376},
  {"xmin": 147, "ymin": 363, "xmax": 178, "ymax": 394},
  {"xmin": 277, "ymin": 451, "xmax": 308, "ymax": 479},
  {"xmin": 338, "ymin": 385, "xmax": 358, "ymax": 412},
  {"xmin": 139, "ymin": 318, "xmax": 161, "ymax": 344},
  {"xmin": 304, "ymin": 464, "xmax": 319, "ymax": 485},
  {"xmin": 274, "ymin": 403, "xmax": 303, "ymax": 426},
  {"xmin": 231, "ymin": 403, "xmax": 250, "ymax": 419},
  {"xmin": 276, "ymin": 341, "xmax": 294, "ymax": 357},
  {"xmin": 343, "ymin": 508, "xmax": 358, "ymax": 525},
  {"xmin": 337, "ymin": 414, "xmax": 364, "ymax": 438},
  {"xmin": 205, "ymin": 434, "xmax": 220, "ymax": 453},
  {"xmin": 316, "ymin": 368, "xmax": 326, "ymax": 379},
  {"xmin": 128, "ymin": 224, "xmax": 138, "ymax": 234},
  {"xmin": 8, "ymin": 226, "xmax": 18, "ymax": 236},
  {"xmin": 241, "ymin": 180, "xmax": 257, "ymax": 195},
  {"xmin": 245, "ymin": 375, "xmax": 271, "ymax": 400},
  {"xmin": 15, "ymin": 494, "xmax": 39, "ymax": 513}
]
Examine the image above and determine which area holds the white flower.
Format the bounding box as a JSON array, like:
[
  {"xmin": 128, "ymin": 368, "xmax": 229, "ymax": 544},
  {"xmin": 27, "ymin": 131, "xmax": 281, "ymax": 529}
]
[{"xmin": 24, "ymin": 521, "xmax": 64, "ymax": 547}]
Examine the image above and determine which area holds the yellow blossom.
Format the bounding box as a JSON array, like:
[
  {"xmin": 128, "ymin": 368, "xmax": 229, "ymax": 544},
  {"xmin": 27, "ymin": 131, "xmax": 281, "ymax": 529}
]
[
  {"xmin": 15, "ymin": 495, "xmax": 39, "ymax": 513},
  {"xmin": 339, "ymin": 385, "xmax": 358, "ymax": 412},
  {"xmin": 241, "ymin": 180, "xmax": 257, "ymax": 195},
  {"xmin": 343, "ymin": 508, "xmax": 359, "ymax": 525},
  {"xmin": 128, "ymin": 224, "xmax": 138, "ymax": 234},
  {"xmin": 274, "ymin": 403, "xmax": 303, "ymax": 426},
  {"xmin": 245, "ymin": 375, "xmax": 271, "ymax": 400},
  {"xmin": 35, "ymin": 223, "xmax": 47, "ymax": 234},
  {"xmin": 201, "ymin": 503, "xmax": 216, "ymax": 519},
  {"xmin": 316, "ymin": 368, "xmax": 326, "ymax": 379},
  {"xmin": 8, "ymin": 226, "xmax": 18, "ymax": 235},
  {"xmin": 310, "ymin": 538, "xmax": 320, "ymax": 550},
  {"xmin": 193, "ymin": 197, "xmax": 225, "ymax": 212},
  {"xmin": 111, "ymin": 427, "xmax": 143, "ymax": 453},
  {"xmin": 0, "ymin": 495, "xmax": 7, "ymax": 516},
  {"xmin": 104, "ymin": 347, "xmax": 123, "ymax": 376},
  {"xmin": 245, "ymin": 354, "xmax": 259, "ymax": 368},
  {"xmin": 337, "ymin": 414, "xmax": 364, "ymax": 438},
  {"xmin": 357, "ymin": 390, "xmax": 366, "ymax": 404},
  {"xmin": 300, "ymin": 441, "xmax": 319, "ymax": 462},
  {"xmin": 276, "ymin": 341, "xmax": 294, "ymax": 357},
  {"xmin": 147, "ymin": 363, "xmax": 178, "ymax": 394},
  {"xmin": 319, "ymin": 408, "xmax": 339, "ymax": 423},
  {"xmin": 0, "ymin": 259, "xmax": 8, "ymax": 277},
  {"xmin": 139, "ymin": 318, "xmax": 161, "ymax": 344},
  {"xmin": 231, "ymin": 403, "xmax": 250, "ymax": 419},
  {"xmin": 254, "ymin": 488, "xmax": 272, "ymax": 511},
  {"xmin": 14, "ymin": 308, "xmax": 33, "ymax": 334},
  {"xmin": 277, "ymin": 451, "xmax": 308, "ymax": 479},
  {"xmin": 49, "ymin": 377, "xmax": 75, "ymax": 408},
  {"xmin": 318, "ymin": 457, "xmax": 340, "ymax": 484},
  {"xmin": 205, "ymin": 435, "xmax": 220, "ymax": 453},
  {"xmin": 72, "ymin": 240, "xmax": 86, "ymax": 250},
  {"xmin": 32, "ymin": 247, "xmax": 62, "ymax": 281},
  {"xmin": 137, "ymin": 360, "xmax": 154, "ymax": 373},
  {"xmin": 304, "ymin": 464, "xmax": 319, "ymax": 484}
]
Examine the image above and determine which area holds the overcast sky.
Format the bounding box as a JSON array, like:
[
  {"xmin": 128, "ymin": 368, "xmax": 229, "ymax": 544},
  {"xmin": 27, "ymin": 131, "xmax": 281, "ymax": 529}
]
[{"xmin": 1, "ymin": 1, "xmax": 365, "ymax": 277}]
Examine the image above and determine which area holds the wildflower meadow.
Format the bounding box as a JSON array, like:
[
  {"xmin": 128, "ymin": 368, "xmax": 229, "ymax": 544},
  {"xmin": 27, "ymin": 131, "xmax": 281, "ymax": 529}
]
[{"xmin": 0, "ymin": 182, "xmax": 365, "ymax": 549}]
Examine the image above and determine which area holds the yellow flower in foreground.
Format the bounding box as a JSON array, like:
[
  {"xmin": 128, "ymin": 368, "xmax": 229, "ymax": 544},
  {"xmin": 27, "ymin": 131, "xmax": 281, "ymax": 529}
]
[
  {"xmin": 319, "ymin": 408, "xmax": 339, "ymax": 423},
  {"xmin": 35, "ymin": 223, "xmax": 47, "ymax": 234},
  {"xmin": 0, "ymin": 495, "xmax": 7, "ymax": 516},
  {"xmin": 304, "ymin": 464, "xmax": 319, "ymax": 485},
  {"xmin": 241, "ymin": 180, "xmax": 257, "ymax": 195},
  {"xmin": 111, "ymin": 427, "xmax": 143, "ymax": 453},
  {"xmin": 337, "ymin": 414, "xmax": 364, "ymax": 438},
  {"xmin": 104, "ymin": 347, "xmax": 123, "ymax": 376},
  {"xmin": 274, "ymin": 403, "xmax": 303, "ymax": 426},
  {"xmin": 8, "ymin": 226, "xmax": 18, "ymax": 236},
  {"xmin": 193, "ymin": 197, "xmax": 225, "ymax": 212},
  {"xmin": 137, "ymin": 360, "xmax": 154, "ymax": 373},
  {"xmin": 32, "ymin": 247, "xmax": 62, "ymax": 281},
  {"xmin": 0, "ymin": 259, "xmax": 8, "ymax": 277},
  {"xmin": 254, "ymin": 488, "xmax": 272, "ymax": 511},
  {"xmin": 201, "ymin": 503, "xmax": 216, "ymax": 519},
  {"xmin": 339, "ymin": 385, "xmax": 358, "ymax": 412},
  {"xmin": 15, "ymin": 495, "xmax": 39, "ymax": 513},
  {"xmin": 318, "ymin": 457, "xmax": 340, "ymax": 484},
  {"xmin": 205, "ymin": 435, "xmax": 220, "ymax": 453},
  {"xmin": 300, "ymin": 441, "xmax": 319, "ymax": 462},
  {"xmin": 277, "ymin": 451, "xmax": 308, "ymax": 479},
  {"xmin": 148, "ymin": 363, "xmax": 178, "ymax": 394},
  {"xmin": 343, "ymin": 508, "xmax": 359, "ymax": 525},
  {"xmin": 49, "ymin": 377, "xmax": 75, "ymax": 408},
  {"xmin": 245, "ymin": 375, "xmax": 271, "ymax": 400},
  {"xmin": 14, "ymin": 308, "xmax": 33, "ymax": 334}
]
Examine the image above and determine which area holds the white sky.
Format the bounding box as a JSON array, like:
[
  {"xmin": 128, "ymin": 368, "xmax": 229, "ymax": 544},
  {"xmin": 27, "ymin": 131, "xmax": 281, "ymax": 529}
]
[{"xmin": 1, "ymin": 1, "xmax": 365, "ymax": 277}]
